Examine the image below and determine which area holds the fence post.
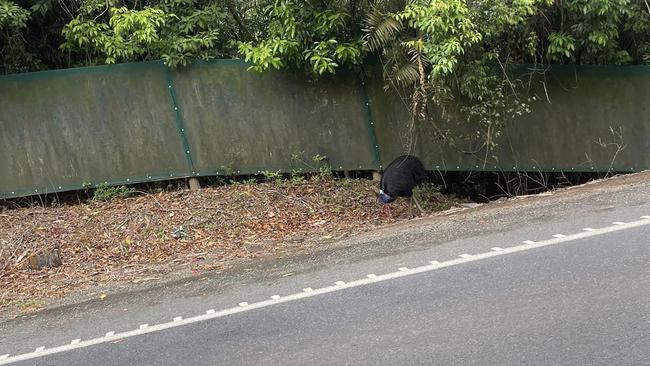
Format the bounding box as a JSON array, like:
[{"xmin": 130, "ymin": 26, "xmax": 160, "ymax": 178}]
[
  {"xmin": 163, "ymin": 63, "xmax": 199, "ymax": 189},
  {"xmin": 358, "ymin": 70, "xmax": 382, "ymax": 173}
]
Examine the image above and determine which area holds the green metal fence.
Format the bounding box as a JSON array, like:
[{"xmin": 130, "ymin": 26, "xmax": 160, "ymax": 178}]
[
  {"xmin": 0, "ymin": 61, "xmax": 190, "ymax": 198},
  {"xmin": 368, "ymin": 64, "xmax": 650, "ymax": 173},
  {"xmin": 1, "ymin": 61, "xmax": 649, "ymax": 199}
]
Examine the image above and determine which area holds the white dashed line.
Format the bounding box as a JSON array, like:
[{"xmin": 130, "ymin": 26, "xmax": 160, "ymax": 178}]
[
  {"xmin": 70, "ymin": 339, "xmax": 80, "ymax": 345},
  {"xmin": 302, "ymin": 288, "xmax": 313, "ymax": 293},
  {"xmin": 642, "ymin": 216, "xmax": 650, "ymax": 219},
  {"xmin": 173, "ymin": 316, "xmax": 183, "ymax": 322},
  {"xmin": 105, "ymin": 331, "xmax": 114, "ymax": 338},
  {"xmin": 583, "ymin": 228, "xmax": 596, "ymax": 231},
  {"xmin": 270, "ymin": 295, "xmax": 281, "ymax": 300},
  {"xmin": 612, "ymin": 221, "xmax": 626, "ymax": 225},
  {"xmin": 3, "ymin": 217, "xmax": 650, "ymax": 365},
  {"xmin": 238, "ymin": 302, "xmax": 249, "ymax": 307},
  {"xmin": 398, "ymin": 267, "xmax": 409, "ymax": 271},
  {"xmin": 490, "ymin": 247, "xmax": 504, "ymax": 251},
  {"xmin": 459, "ymin": 253, "xmax": 472, "ymax": 258},
  {"xmin": 334, "ymin": 281, "xmax": 345, "ymax": 286},
  {"xmin": 429, "ymin": 260, "xmax": 440, "ymax": 265},
  {"xmin": 523, "ymin": 240, "xmax": 535, "ymax": 244},
  {"xmin": 552, "ymin": 234, "xmax": 566, "ymax": 238},
  {"xmin": 0, "ymin": 355, "xmax": 8, "ymax": 361}
]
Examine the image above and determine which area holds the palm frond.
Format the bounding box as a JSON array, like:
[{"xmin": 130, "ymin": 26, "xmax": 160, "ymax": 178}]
[
  {"xmin": 388, "ymin": 59, "xmax": 420, "ymax": 88},
  {"xmin": 362, "ymin": 7, "xmax": 403, "ymax": 52}
]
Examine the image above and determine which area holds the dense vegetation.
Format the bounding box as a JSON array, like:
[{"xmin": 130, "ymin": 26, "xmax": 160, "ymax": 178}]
[{"xmin": 3, "ymin": 0, "xmax": 649, "ymax": 153}]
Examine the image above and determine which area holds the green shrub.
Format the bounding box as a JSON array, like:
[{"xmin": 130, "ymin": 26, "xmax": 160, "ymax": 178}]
[{"xmin": 92, "ymin": 183, "xmax": 135, "ymax": 202}]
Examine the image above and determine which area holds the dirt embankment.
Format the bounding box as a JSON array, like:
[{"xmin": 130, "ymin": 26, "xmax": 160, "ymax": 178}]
[{"xmin": 0, "ymin": 177, "xmax": 459, "ymax": 313}]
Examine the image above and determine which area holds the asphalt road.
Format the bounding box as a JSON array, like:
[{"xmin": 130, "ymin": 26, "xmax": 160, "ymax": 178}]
[{"xmin": 9, "ymin": 222, "xmax": 650, "ymax": 365}]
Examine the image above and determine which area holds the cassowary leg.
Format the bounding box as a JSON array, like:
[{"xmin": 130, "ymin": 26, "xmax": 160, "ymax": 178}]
[
  {"xmin": 412, "ymin": 194, "xmax": 425, "ymax": 214},
  {"xmin": 408, "ymin": 197, "xmax": 414, "ymax": 219}
]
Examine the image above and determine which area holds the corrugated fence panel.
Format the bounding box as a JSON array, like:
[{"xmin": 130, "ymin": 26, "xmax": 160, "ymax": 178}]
[
  {"xmin": 171, "ymin": 61, "xmax": 377, "ymax": 175},
  {"xmin": 0, "ymin": 61, "xmax": 191, "ymax": 198},
  {"xmin": 368, "ymin": 65, "xmax": 650, "ymax": 172},
  {"xmin": 500, "ymin": 65, "xmax": 650, "ymax": 172}
]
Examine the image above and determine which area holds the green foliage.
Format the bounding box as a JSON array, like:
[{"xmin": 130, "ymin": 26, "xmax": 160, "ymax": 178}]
[
  {"xmin": 413, "ymin": 182, "xmax": 455, "ymax": 211},
  {"xmin": 237, "ymin": 0, "xmax": 364, "ymax": 74},
  {"xmin": 311, "ymin": 154, "xmax": 332, "ymax": 178},
  {"xmin": 0, "ymin": 0, "xmax": 28, "ymax": 29},
  {"xmin": 0, "ymin": 0, "xmax": 33, "ymax": 73},
  {"xmin": 290, "ymin": 170, "xmax": 306, "ymax": 185},
  {"xmin": 547, "ymin": 32, "xmax": 576, "ymax": 61},
  {"xmin": 2, "ymin": 0, "xmax": 650, "ymax": 74},
  {"xmin": 92, "ymin": 183, "xmax": 135, "ymax": 202},
  {"xmin": 261, "ymin": 170, "xmax": 283, "ymax": 184},
  {"xmin": 396, "ymin": 0, "xmax": 482, "ymax": 77},
  {"xmin": 59, "ymin": 0, "xmax": 231, "ymax": 67}
]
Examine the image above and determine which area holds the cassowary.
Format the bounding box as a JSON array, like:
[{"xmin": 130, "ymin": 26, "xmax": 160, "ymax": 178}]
[{"xmin": 374, "ymin": 155, "xmax": 426, "ymax": 219}]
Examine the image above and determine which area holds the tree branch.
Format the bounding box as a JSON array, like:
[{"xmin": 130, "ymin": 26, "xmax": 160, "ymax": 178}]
[{"xmin": 225, "ymin": 0, "xmax": 252, "ymax": 40}]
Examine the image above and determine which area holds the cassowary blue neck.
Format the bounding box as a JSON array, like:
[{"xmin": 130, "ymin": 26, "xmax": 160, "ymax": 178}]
[{"xmin": 378, "ymin": 190, "xmax": 392, "ymax": 203}]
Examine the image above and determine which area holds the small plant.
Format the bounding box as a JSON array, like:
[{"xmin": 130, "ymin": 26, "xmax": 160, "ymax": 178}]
[
  {"xmin": 218, "ymin": 165, "xmax": 235, "ymax": 176},
  {"xmin": 92, "ymin": 183, "xmax": 135, "ymax": 202},
  {"xmin": 312, "ymin": 154, "xmax": 327, "ymax": 163},
  {"xmin": 312, "ymin": 154, "xmax": 332, "ymax": 178},
  {"xmin": 262, "ymin": 170, "xmax": 284, "ymax": 185},
  {"xmin": 290, "ymin": 170, "xmax": 306, "ymax": 185},
  {"xmin": 413, "ymin": 183, "xmax": 452, "ymax": 211},
  {"xmin": 242, "ymin": 178, "xmax": 258, "ymax": 186}
]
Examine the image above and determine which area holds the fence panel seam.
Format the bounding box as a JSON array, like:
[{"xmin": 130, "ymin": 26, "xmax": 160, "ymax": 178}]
[{"xmin": 164, "ymin": 64, "xmax": 197, "ymax": 176}]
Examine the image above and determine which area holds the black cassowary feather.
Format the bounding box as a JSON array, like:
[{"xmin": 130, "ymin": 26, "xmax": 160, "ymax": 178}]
[
  {"xmin": 378, "ymin": 155, "xmax": 426, "ymax": 218},
  {"xmin": 379, "ymin": 155, "xmax": 426, "ymax": 202}
]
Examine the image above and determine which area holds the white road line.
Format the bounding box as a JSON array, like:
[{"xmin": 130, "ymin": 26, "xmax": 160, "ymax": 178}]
[
  {"xmin": 429, "ymin": 260, "xmax": 440, "ymax": 265},
  {"xmin": 583, "ymin": 228, "xmax": 596, "ymax": 231},
  {"xmin": 70, "ymin": 339, "xmax": 80, "ymax": 345},
  {"xmin": 459, "ymin": 253, "xmax": 472, "ymax": 258},
  {"xmin": 552, "ymin": 234, "xmax": 566, "ymax": 238},
  {"xmin": 302, "ymin": 288, "xmax": 313, "ymax": 293},
  {"xmin": 0, "ymin": 355, "xmax": 8, "ymax": 361},
  {"xmin": 34, "ymin": 347, "xmax": 44, "ymax": 353},
  {"xmin": 334, "ymin": 281, "xmax": 345, "ymax": 286},
  {"xmin": 104, "ymin": 332, "xmax": 114, "ymax": 338},
  {"xmin": 523, "ymin": 240, "xmax": 535, "ymax": 244},
  {"xmin": 238, "ymin": 302, "xmax": 249, "ymax": 307},
  {"xmin": 270, "ymin": 295, "xmax": 281, "ymax": 300},
  {"xmin": 490, "ymin": 247, "xmax": 503, "ymax": 251},
  {"xmin": 642, "ymin": 216, "xmax": 650, "ymax": 219},
  {"xmin": 612, "ymin": 221, "xmax": 626, "ymax": 225},
  {"xmin": 139, "ymin": 324, "xmax": 148, "ymax": 330},
  {"xmin": 398, "ymin": 267, "xmax": 409, "ymax": 271},
  {"xmin": 366, "ymin": 274, "xmax": 377, "ymax": 278},
  {"xmin": 2, "ymin": 217, "xmax": 650, "ymax": 365},
  {"xmin": 173, "ymin": 317, "xmax": 182, "ymax": 322}
]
